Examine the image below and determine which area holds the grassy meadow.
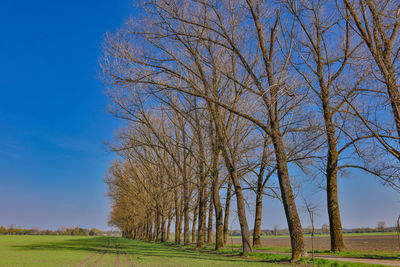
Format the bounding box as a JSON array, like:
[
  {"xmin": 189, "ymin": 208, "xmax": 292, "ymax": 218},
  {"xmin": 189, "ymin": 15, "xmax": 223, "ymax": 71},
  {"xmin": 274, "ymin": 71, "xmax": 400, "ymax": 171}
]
[
  {"xmin": 0, "ymin": 235, "xmax": 278, "ymax": 266},
  {"xmin": 0, "ymin": 235, "xmax": 395, "ymax": 266}
]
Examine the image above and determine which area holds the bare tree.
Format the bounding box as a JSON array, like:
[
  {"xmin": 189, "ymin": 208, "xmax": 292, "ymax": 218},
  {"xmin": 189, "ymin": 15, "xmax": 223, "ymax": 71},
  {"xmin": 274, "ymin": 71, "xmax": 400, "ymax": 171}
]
[
  {"xmin": 342, "ymin": 0, "xmax": 400, "ymax": 160},
  {"xmin": 284, "ymin": 0, "xmax": 400, "ymax": 251},
  {"xmin": 102, "ymin": 0, "xmax": 308, "ymax": 259},
  {"xmin": 377, "ymin": 221, "xmax": 386, "ymax": 231},
  {"xmin": 99, "ymin": 0, "xmax": 400, "ymax": 261},
  {"xmin": 303, "ymin": 198, "xmax": 319, "ymax": 261}
]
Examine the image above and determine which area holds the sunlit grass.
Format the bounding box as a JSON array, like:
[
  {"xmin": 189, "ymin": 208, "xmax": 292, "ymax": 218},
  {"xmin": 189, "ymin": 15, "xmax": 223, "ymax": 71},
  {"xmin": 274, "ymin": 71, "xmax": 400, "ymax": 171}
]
[{"xmin": 0, "ymin": 235, "xmax": 397, "ymax": 266}]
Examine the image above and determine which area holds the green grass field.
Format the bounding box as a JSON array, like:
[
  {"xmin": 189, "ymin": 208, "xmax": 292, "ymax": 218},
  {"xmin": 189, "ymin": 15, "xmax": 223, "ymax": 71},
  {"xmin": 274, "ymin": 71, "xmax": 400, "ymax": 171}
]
[
  {"xmin": 0, "ymin": 235, "xmax": 282, "ymax": 266},
  {"xmin": 0, "ymin": 235, "xmax": 391, "ymax": 266}
]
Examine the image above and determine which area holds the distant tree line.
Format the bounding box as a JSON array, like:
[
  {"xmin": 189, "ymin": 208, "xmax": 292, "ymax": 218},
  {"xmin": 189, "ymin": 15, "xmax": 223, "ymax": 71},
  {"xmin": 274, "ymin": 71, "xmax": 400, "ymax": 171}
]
[
  {"xmin": 101, "ymin": 0, "xmax": 400, "ymax": 262},
  {"xmin": 0, "ymin": 225, "xmax": 118, "ymax": 236},
  {"xmin": 228, "ymin": 223, "xmax": 396, "ymax": 236}
]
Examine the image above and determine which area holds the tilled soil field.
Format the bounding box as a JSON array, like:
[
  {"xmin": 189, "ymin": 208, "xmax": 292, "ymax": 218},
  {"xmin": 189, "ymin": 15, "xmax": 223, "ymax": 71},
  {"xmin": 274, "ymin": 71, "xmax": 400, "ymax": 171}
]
[{"xmin": 231, "ymin": 235, "xmax": 400, "ymax": 251}]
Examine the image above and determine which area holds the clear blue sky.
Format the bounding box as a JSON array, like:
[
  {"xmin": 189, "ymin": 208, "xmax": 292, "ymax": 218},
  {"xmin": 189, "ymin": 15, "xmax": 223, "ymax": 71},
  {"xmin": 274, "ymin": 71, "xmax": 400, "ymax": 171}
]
[
  {"xmin": 0, "ymin": 0, "xmax": 135, "ymax": 230},
  {"xmin": 0, "ymin": 0, "xmax": 398, "ymax": 231}
]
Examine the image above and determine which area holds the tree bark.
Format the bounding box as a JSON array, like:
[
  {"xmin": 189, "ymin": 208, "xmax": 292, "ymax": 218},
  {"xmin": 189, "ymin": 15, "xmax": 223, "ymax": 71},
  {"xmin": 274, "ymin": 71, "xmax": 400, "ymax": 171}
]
[
  {"xmin": 197, "ymin": 178, "xmax": 207, "ymax": 247},
  {"xmin": 270, "ymin": 122, "xmax": 307, "ymax": 261},
  {"xmin": 253, "ymin": 138, "xmax": 269, "ymax": 247},
  {"xmin": 192, "ymin": 202, "xmax": 198, "ymax": 243},
  {"xmin": 174, "ymin": 190, "xmax": 181, "ymax": 244},
  {"xmin": 253, "ymin": 183, "xmax": 263, "ymax": 247},
  {"xmin": 324, "ymin": 107, "xmax": 346, "ymax": 251},
  {"xmin": 223, "ymin": 178, "xmax": 232, "ymax": 244},
  {"xmin": 213, "ymin": 178, "xmax": 224, "ymax": 250},
  {"xmin": 221, "ymin": 148, "xmax": 252, "ymax": 255},
  {"xmin": 201, "ymin": 187, "xmax": 207, "ymax": 244},
  {"xmin": 179, "ymin": 197, "xmax": 184, "ymax": 243},
  {"xmin": 183, "ymin": 180, "xmax": 190, "ymax": 245},
  {"xmin": 209, "ymin": 117, "xmax": 224, "ymax": 250},
  {"xmin": 155, "ymin": 208, "xmax": 161, "ymax": 241},
  {"xmin": 166, "ymin": 215, "xmax": 171, "ymax": 242},
  {"xmin": 207, "ymin": 192, "xmax": 214, "ymax": 244},
  {"xmin": 161, "ymin": 213, "xmax": 166, "ymax": 242}
]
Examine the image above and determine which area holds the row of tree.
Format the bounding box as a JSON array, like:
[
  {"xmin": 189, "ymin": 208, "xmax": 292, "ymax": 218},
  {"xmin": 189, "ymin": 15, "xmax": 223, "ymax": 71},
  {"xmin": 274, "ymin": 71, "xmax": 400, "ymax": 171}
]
[
  {"xmin": 0, "ymin": 226, "xmax": 113, "ymax": 236},
  {"xmin": 102, "ymin": 0, "xmax": 400, "ymax": 261}
]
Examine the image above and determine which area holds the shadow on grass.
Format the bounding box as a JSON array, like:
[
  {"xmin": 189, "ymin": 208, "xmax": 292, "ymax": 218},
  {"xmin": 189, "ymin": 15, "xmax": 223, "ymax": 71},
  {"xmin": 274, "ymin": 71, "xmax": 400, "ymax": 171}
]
[
  {"xmin": 12, "ymin": 237, "xmax": 292, "ymax": 265},
  {"xmin": 12, "ymin": 236, "xmax": 115, "ymax": 253}
]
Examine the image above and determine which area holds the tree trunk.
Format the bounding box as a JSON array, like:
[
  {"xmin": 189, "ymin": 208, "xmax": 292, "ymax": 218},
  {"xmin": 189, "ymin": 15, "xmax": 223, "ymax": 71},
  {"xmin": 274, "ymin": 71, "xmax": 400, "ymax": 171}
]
[
  {"xmin": 326, "ymin": 124, "xmax": 346, "ymax": 251},
  {"xmin": 174, "ymin": 190, "xmax": 181, "ymax": 244},
  {"xmin": 161, "ymin": 213, "xmax": 166, "ymax": 242},
  {"xmin": 270, "ymin": 123, "xmax": 307, "ymax": 261},
  {"xmin": 221, "ymin": 149, "xmax": 252, "ymax": 255},
  {"xmin": 149, "ymin": 220, "xmax": 153, "ymax": 241},
  {"xmin": 197, "ymin": 175, "xmax": 207, "ymax": 247},
  {"xmin": 178, "ymin": 197, "xmax": 184, "ymax": 243},
  {"xmin": 146, "ymin": 216, "xmax": 151, "ymax": 240},
  {"xmin": 155, "ymin": 209, "xmax": 161, "ymax": 241},
  {"xmin": 253, "ymin": 183, "xmax": 263, "ymax": 247},
  {"xmin": 223, "ymin": 178, "xmax": 232, "ymax": 244},
  {"xmin": 207, "ymin": 192, "xmax": 214, "ymax": 244},
  {"xmin": 192, "ymin": 202, "xmax": 198, "ymax": 243},
  {"xmin": 213, "ymin": 177, "xmax": 224, "ymax": 250},
  {"xmin": 167, "ymin": 215, "xmax": 171, "ymax": 242},
  {"xmin": 201, "ymin": 187, "xmax": 208, "ymax": 244},
  {"xmin": 327, "ymin": 166, "xmax": 345, "ymax": 250},
  {"xmin": 320, "ymin": 87, "xmax": 346, "ymax": 251},
  {"xmin": 183, "ymin": 180, "xmax": 190, "ymax": 245},
  {"xmin": 211, "ymin": 140, "xmax": 224, "ymax": 249},
  {"xmin": 253, "ymin": 138, "xmax": 269, "ymax": 247},
  {"xmin": 202, "ymin": 194, "xmax": 208, "ymax": 244}
]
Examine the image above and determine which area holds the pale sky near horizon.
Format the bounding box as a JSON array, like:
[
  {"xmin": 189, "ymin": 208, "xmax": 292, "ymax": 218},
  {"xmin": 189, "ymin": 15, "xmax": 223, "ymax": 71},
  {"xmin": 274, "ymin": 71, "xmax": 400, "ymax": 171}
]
[{"xmin": 0, "ymin": 0, "xmax": 399, "ymax": 231}]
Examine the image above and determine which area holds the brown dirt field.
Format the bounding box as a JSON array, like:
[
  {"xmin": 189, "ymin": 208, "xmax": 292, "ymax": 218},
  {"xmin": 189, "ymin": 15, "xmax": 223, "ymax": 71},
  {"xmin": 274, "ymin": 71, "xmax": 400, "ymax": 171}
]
[{"xmin": 231, "ymin": 235, "xmax": 400, "ymax": 252}]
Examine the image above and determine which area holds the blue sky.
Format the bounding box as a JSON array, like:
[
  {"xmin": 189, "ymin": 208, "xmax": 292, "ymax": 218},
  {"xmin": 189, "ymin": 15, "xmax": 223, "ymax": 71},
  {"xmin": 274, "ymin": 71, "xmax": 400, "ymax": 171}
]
[
  {"xmin": 0, "ymin": 0, "xmax": 134, "ymax": 230},
  {"xmin": 0, "ymin": 0, "xmax": 399, "ymax": 231}
]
